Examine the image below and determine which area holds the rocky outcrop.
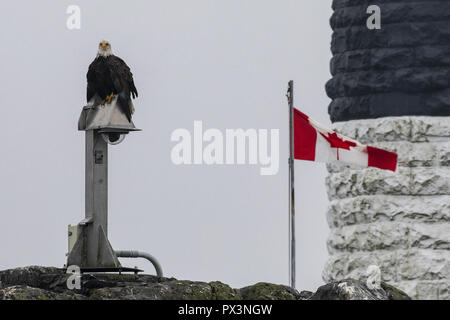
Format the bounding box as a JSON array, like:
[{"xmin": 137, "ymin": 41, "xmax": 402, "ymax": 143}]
[
  {"xmin": 327, "ymin": 0, "xmax": 450, "ymax": 122},
  {"xmin": 311, "ymin": 279, "xmax": 410, "ymax": 300},
  {"xmin": 324, "ymin": 116, "xmax": 450, "ymax": 300},
  {"xmin": 0, "ymin": 266, "xmax": 409, "ymax": 300}
]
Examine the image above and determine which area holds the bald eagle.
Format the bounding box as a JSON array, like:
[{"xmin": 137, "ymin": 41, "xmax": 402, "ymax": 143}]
[{"xmin": 87, "ymin": 40, "xmax": 138, "ymax": 121}]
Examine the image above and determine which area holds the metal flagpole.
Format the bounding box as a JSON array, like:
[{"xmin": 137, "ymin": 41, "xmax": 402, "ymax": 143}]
[{"xmin": 287, "ymin": 80, "xmax": 296, "ymax": 288}]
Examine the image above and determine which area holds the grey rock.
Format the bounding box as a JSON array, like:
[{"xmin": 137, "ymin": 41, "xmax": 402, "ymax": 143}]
[
  {"xmin": 310, "ymin": 279, "xmax": 410, "ymax": 300},
  {"xmin": 88, "ymin": 280, "xmax": 216, "ymax": 300},
  {"xmin": 0, "ymin": 267, "xmax": 300, "ymax": 300},
  {"xmin": 239, "ymin": 282, "xmax": 300, "ymax": 300},
  {"xmin": 0, "ymin": 285, "xmax": 85, "ymax": 300},
  {"xmin": 0, "ymin": 266, "xmax": 408, "ymax": 300},
  {"xmin": 0, "ymin": 266, "xmax": 64, "ymax": 290}
]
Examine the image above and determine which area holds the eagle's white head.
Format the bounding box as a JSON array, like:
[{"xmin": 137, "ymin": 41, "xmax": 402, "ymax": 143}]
[{"xmin": 97, "ymin": 40, "xmax": 112, "ymax": 57}]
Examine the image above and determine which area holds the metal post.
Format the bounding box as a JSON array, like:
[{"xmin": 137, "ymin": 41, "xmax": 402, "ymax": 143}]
[
  {"xmin": 67, "ymin": 130, "xmax": 121, "ymax": 269},
  {"xmin": 287, "ymin": 81, "xmax": 296, "ymax": 288},
  {"xmin": 85, "ymin": 130, "xmax": 108, "ymax": 235},
  {"xmin": 68, "ymin": 101, "xmax": 154, "ymax": 273},
  {"xmin": 85, "ymin": 131, "xmax": 108, "ymax": 265}
]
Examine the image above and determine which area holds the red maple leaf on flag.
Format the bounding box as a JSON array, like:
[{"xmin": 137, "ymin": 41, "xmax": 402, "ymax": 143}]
[{"xmin": 319, "ymin": 132, "xmax": 357, "ymax": 150}]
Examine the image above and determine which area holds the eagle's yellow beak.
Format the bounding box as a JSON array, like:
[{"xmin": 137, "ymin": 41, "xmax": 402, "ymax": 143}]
[{"xmin": 101, "ymin": 41, "xmax": 107, "ymax": 48}]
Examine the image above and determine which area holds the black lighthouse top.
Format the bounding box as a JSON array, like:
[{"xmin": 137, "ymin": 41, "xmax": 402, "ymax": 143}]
[{"xmin": 327, "ymin": 0, "xmax": 450, "ymax": 122}]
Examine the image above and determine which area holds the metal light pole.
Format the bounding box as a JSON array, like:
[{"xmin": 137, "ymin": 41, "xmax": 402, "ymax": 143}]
[
  {"xmin": 67, "ymin": 100, "xmax": 141, "ymax": 271},
  {"xmin": 287, "ymin": 81, "xmax": 296, "ymax": 289}
]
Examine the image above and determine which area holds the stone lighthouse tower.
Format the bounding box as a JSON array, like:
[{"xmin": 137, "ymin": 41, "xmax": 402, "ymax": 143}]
[{"xmin": 324, "ymin": 0, "xmax": 450, "ymax": 299}]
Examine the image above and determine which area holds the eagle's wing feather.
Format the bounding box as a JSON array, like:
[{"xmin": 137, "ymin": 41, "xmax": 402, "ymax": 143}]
[
  {"xmin": 86, "ymin": 62, "xmax": 98, "ymax": 102},
  {"xmin": 110, "ymin": 56, "xmax": 138, "ymax": 98},
  {"xmin": 106, "ymin": 56, "xmax": 137, "ymax": 121}
]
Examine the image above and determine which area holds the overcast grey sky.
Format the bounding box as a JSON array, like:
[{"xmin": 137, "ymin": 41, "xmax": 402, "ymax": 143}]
[{"xmin": 0, "ymin": 1, "xmax": 333, "ymax": 291}]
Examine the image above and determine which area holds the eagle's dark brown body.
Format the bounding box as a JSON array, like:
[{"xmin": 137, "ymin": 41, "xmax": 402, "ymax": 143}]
[{"xmin": 87, "ymin": 55, "xmax": 138, "ymax": 121}]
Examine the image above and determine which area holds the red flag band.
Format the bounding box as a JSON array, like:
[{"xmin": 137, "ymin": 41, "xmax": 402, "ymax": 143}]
[{"xmin": 293, "ymin": 109, "xmax": 397, "ymax": 172}]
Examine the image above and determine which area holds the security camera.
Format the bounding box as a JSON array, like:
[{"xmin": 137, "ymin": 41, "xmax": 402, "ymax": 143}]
[{"xmin": 101, "ymin": 132, "xmax": 126, "ymax": 145}]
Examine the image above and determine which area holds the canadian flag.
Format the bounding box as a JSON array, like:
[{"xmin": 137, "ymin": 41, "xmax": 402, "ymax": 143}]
[{"xmin": 293, "ymin": 109, "xmax": 397, "ymax": 172}]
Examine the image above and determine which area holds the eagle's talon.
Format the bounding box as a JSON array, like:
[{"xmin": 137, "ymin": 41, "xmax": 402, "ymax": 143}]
[
  {"xmin": 101, "ymin": 100, "xmax": 106, "ymax": 105},
  {"xmin": 106, "ymin": 93, "xmax": 115, "ymax": 104}
]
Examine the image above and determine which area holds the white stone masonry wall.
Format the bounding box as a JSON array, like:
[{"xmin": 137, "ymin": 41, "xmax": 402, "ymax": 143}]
[{"xmin": 323, "ymin": 116, "xmax": 450, "ymax": 300}]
